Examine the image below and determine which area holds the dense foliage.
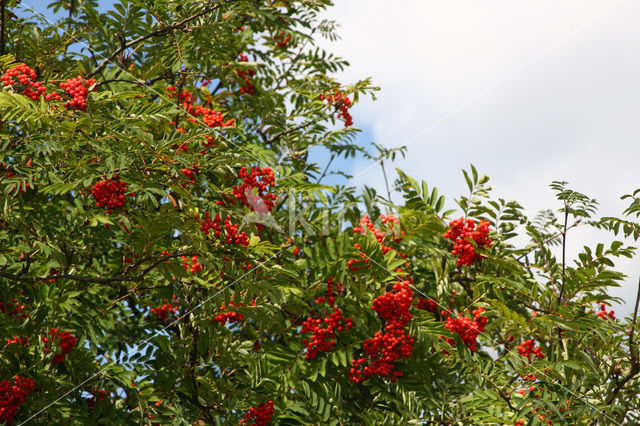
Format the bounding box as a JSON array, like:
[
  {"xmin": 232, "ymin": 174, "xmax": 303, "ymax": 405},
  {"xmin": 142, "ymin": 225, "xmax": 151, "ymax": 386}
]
[{"xmin": 2, "ymin": 0, "xmax": 640, "ymax": 424}]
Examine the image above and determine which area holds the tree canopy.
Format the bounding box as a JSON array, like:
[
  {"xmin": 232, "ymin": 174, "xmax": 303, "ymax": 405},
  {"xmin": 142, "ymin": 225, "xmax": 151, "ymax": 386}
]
[{"xmin": 2, "ymin": 0, "xmax": 640, "ymax": 424}]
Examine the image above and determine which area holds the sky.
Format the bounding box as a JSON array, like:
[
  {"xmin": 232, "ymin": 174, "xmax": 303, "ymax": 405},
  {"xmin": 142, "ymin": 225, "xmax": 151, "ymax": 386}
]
[
  {"xmin": 20, "ymin": 0, "xmax": 640, "ymax": 315},
  {"xmin": 317, "ymin": 0, "xmax": 640, "ymax": 315}
]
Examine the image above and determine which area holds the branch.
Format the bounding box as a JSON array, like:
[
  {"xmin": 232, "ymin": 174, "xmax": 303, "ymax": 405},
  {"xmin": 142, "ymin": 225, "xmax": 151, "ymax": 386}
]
[
  {"xmin": 558, "ymin": 203, "xmax": 570, "ymax": 304},
  {"xmin": 317, "ymin": 153, "xmax": 335, "ymax": 184},
  {"xmin": 95, "ymin": 75, "xmax": 170, "ymax": 87},
  {"xmin": 87, "ymin": 1, "xmax": 234, "ymax": 78},
  {"xmin": 515, "ymin": 219, "xmax": 581, "ymax": 262},
  {"xmin": 267, "ymin": 119, "xmax": 315, "ymax": 144}
]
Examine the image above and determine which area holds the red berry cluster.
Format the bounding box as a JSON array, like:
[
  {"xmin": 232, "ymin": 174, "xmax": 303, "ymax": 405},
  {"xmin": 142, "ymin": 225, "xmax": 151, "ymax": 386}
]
[
  {"xmin": 0, "ymin": 299, "xmax": 28, "ymax": 320},
  {"xmin": 517, "ymin": 339, "xmax": 545, "ymax": 363},
  {"xmin": 275, "ymin": 31, "xmax": 291, "ymax": 48},
  {"xmin": 42, "ymin": 328, "xmax": 77, "ymax": 364},
  {"xmin": 320, "ymin": 90, "xmax": 353, "ymax": 127},
  {"xmin": 595, "ymin": 302, "xmax": 616, "ymax": 320},
  {"xmin": 180, "ymin": 164, "xmax": 199, "ymax": 186},
  {"xmin": 0, "ymin": 376, "xmax": 34, "ymax": 424},
  {"xmin": 200, "ymin": 212, "xmax": 249, "ymax": 246},
  {"xmin": 6, "ymin": 335, "xmax": 28, "ymax": 346},
  {"xmin": 229, "ymin": 167, "xmax": 276, "ymax": 214},
  {"xmin": 89, "ymin": 179, "xmax": 131, "ymax": 212},
  {"xmin": 87, "ymin": 388, "xmax": 108, "ymax": 412},
  {"xmin": 240, "ymin": 401, "xmax": 274, "ymax": 426},
  {"xmin": 301, "ymin": 279, "xmax": 353, "ymax": 359},
  {"xmin": 352, "ymin": 214, "xmax": 392, "ymax": 254},
  {"xmin": 166, "ymin": 86, "xmax": 195, "ymax": 105},
  {"xmin": 1, "ymin": 64, "xmax": 47, "ymax": 100},
  {"xmin": 314, "ymin": 278, "xmax": 342, "ymax": 306},
  {"xmin": 191, "ymin": 104, "xmax": 235, "ymax": 128},
  {"xmin": 348, "ymin": 215, "xmax": 405, "ymax": 271},
  {"xmin": 1, "ymin": 162, "xmax": 32, "ymax": 197},
  {"xmin": 415, "ymin": 297, "xmax": 438, "ymax": 313},
  {"xmin": 380, "ymin": 214, "xmax": 403, "ymax": 232},
  {"xmin": 150, "ymin": 300, "xmax": 179, "ymax": 320},
  {"xmin": 444, "ymin": 218, "xmax": 492, "ymax": 266},
  {"xmin": 347, "ymin": 243, "xmax": 371, "ymax": 271},
  {"xmin": 441, "ymin": 308, "xmax": 487, "ymax": 352},
  {"xmin": 181, "ymin": 255, "xmax": 204, "ymax": 273},
  {"xmin": 213, "ymin": 297, "xmax": 256, "ymax": 325},
  {"xmin": 349, "ymin": 279, "xmax": 414, "ymax": 383},
  {"xmin": 236, "ymin": 54, "xmax": 257, "ymax": 95},
  {"xmin": 57, "ymin": 76, "xmax": 96, "ymax": 111},
  {"xmin": 166, "ymin": 85, "xmax": 233, "ymax": 153},
  {"xmin": 147, "ymin": 399, "xmax": 175, "ymax": 424}
]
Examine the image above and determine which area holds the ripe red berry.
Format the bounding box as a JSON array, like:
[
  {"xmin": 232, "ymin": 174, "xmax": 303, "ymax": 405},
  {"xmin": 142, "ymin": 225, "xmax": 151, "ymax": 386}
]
[
  {"xmin": 0, "ymin": 376, "xmax": 34, "ymax": 424},
  {"xmin": 444, "ymin": 218, "xmax": 492, "ymax": 266},
  {"xmin": 1, "ymin": 64, "xmax": 47, "ymax": 100},
  {"xmin": 58, "ymin": 76, "xmax": 96, "ymax": 111},
  {"xmin": 240, "ymin": 400, "xmax": 274, "ymax": 426},
  {"xmin": 89, "ymin": 178, "xmax": 131, "ymax": 211}
]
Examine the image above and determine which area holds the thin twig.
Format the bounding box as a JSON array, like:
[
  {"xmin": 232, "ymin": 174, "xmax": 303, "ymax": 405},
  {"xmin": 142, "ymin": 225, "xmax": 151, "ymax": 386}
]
[
  {"xmin": 88, "ymin": 1, "xmax": 234, "ymax": 78},
  {"xmin": 267, "ymin": 120, "xmax": 315, "ymax": 144}
]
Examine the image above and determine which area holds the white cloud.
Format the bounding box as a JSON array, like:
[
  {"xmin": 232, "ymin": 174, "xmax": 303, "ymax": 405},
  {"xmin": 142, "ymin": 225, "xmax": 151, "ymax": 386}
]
[{"xmin": 320, "ymin": 0, "xmax": 640, "ymax": 315}]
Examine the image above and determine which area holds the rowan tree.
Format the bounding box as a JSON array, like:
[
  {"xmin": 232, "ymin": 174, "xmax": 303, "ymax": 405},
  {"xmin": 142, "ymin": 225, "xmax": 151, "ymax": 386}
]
[{"xmin": 2, "ymin": 1, "xmax": 640, "ymax": 424}]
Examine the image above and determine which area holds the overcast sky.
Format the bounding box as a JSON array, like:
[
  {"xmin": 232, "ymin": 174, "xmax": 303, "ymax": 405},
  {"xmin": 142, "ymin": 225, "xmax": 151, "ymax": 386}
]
[{"xmin": 319, "ymin": 0, "xmax": 640, "ymax": 315}]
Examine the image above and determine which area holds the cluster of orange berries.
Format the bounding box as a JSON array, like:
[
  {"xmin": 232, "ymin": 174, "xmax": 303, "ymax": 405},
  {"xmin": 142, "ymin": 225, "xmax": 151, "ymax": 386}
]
[
  {"xmin": 415, "ymin": 298, "xmax": 438, "ymax": 313},
  {"xmin": 42, "ymin": 328, "xmax": 77, "ymax": 364},
  {"xmin": 213, "ymin": 297, "xmax": 256, "ymax": 325},
  {"xmin": 191, "ymin": 104, "xmax": 235, "ymax": 128},
  {"xmin": 6, "ymin": 335, "xmax": 28, "ymax": 346},
  {"xmin": 1, "ymin": 64, "xmax": 46, "ymax": 100},
  {"xmin": 0, "ymin": 376, "xmax": 34, "ymax": 424},
  {"xmin": 166, "ymin": 85, "xmax": 233, "ymax": 152},
  {"xmin": 181, "ymin": 255, "xmax": 203, "ymax": 274},
  {"xmin": 517, "ymin": 339, "xmax": 545, "ymax": 363},
  {"xmin": 236, "ymin": 54, "xmax": 257, "ymax": 95},
  {"xmin": 57, "ymin": 76, "xmax": 97, "ymax": 111},
  {"xmin": 1, "ymin": 64, "xmax": 96, "ymax": 110},
  {"xmin": 595, "ymin": 302, "xmax": 616, "ymax": 320},
  {"xmin": 228, "ymin": 166, "xmax": 277, "ymax": 214},
  {"xmin": 89, "ymin": 178, "xmax": 132, "ymax": 212},
  {"xmin": 150, "ymin": 299, "xmax": 179, "ymax": 320},
  {"xmin": 1, "ymin": 159, "xmax": 35, "ymax": 197},
  {"xmin": 2, "ymin": 165, "xmax": 30, "ymax": 196},
  {"xmin": 320, "ymin": 90, "xmax": 353, "ymax": 127},
  {"xmin": 349, "ymin": 279, "xmax": 414, "ymax": 383},
  {"xmin": 444, "ymin": 217, "xmax": 492, "ymax": 266},
  {"xmin": 348, "ymin": 215, "xmax": 404, "ymax": 271},
  {"xmin": 240, "ymin": 400, "xmax": 274, "ymax": 426},
  {"xmin": 200, "ymin": 211, "xmax": 249, "ymax": 246},
  {"xmin": 87, "ymin": 388, "xmax": 108, "ymax": 412},
  {"xmin": 0, "ymin": 298, "xmax": 28, "ymax": 320},
  {"xmin": 301, "ymin": 279, "xmax": 353, "ymax": 359},
  {"xmin": 275, "ymin": 31, "xmax": 290, "ymax": 47},
  {"xmin": 179, "ymin": 164, "xmax": 199, "ymax": 186},
  {"xmin": 441, "ymin": 307, "xmax": 488, "ymax": 352}
]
